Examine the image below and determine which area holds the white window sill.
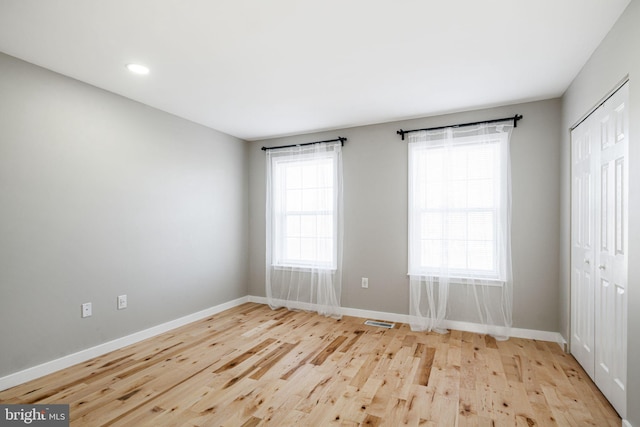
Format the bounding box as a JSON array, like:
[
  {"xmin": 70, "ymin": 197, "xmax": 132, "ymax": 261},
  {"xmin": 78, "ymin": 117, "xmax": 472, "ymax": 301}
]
[
  {"xmin": 272, "ymin": 264, "xmax": 337, "ymax": 273},
  {"xmin": 407, "ymin": 273, "xmax": 505, "ymax": 287}
]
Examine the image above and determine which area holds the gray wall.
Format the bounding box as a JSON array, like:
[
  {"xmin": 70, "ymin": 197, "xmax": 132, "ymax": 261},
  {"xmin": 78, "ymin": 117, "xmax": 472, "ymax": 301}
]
[
  {"xmin": 560, "ymin": 1, "xmax": 640, "ymax": 424},
  {"xmin": 249, "ymin": 98, "xmax": 561, "ymax": 333},
  {"xmin": 0, "ymin": 52, "xmax": 248, "ymax": 377}
]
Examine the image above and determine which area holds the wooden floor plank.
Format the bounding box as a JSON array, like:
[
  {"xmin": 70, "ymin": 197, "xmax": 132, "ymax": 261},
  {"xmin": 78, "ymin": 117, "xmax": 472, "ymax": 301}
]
[{"xmin": 0, "ymin": 303, "xmax": 621, "ymax": 426}]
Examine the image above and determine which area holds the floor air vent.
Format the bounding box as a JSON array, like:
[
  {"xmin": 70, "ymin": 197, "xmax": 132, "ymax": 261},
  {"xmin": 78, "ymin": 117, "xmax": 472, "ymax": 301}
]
[{"xmin": 364, "ymin": 320, "xmax": 395, "ymax": 329}]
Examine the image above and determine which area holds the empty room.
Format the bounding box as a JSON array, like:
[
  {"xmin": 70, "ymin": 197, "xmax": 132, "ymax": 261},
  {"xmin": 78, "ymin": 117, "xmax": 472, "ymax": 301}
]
[{"xmin": 0, "ymin": 1, "xmax": 638, "ymax": 426}]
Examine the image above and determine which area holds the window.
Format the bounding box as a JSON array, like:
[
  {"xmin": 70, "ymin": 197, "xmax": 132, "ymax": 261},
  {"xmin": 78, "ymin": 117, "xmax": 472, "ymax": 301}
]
[
  {"xmin": 270, "ymin": 150, "xmax": 338, "ymax": 269},
  {"xmin": 408, "ymin": 132, "xmax": 508, "ymax": 281},
  {"xmin": 265, "ymin": 141, "xmax": 344, "ymax": 318}
]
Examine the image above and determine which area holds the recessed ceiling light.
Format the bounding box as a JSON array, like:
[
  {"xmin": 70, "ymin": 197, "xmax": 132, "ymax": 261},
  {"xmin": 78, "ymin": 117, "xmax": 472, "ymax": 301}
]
[{"xmin": 126, "ymin": 63, "xmax": 150, "ymax": 75}]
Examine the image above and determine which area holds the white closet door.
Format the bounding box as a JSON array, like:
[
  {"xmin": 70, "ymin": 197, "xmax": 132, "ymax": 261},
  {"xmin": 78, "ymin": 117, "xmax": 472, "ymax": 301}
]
[
  {"xmin": 570, "ymin": 82, "xmax": 628, "ymax": 418},
  {"xmin": 570, "ymin": 118, "xmax": 595, "ymax": 378},
  {"xmin": 594, "ymin": 85, "xmax": 628, "ymax": 417}
]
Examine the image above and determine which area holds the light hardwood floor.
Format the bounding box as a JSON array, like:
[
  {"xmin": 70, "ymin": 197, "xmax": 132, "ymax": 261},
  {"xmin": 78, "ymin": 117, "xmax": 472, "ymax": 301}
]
[{"xmin": 0, "ymin": 303, "xmax": 621, "ymax": 426}]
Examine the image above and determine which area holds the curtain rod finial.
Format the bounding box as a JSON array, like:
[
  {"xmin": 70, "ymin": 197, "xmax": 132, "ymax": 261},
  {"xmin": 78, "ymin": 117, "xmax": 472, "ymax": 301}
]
[{"xmin": 514, "ymin": 114, "xmax": 523, "ymax": 127}]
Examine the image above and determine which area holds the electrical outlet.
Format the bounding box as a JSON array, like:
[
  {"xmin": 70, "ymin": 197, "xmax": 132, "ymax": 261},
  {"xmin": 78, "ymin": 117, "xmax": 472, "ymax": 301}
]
[
  {"xmin": 361, "ymin": 277, "xmax": 369, "ymax": 288},
  {"xmin": 117, "ymin": 295, "xmax": 127, "ymax": 310},
  {"xmin": 81, "ymin": 302, "xmax": 92, "ymax": 318}
]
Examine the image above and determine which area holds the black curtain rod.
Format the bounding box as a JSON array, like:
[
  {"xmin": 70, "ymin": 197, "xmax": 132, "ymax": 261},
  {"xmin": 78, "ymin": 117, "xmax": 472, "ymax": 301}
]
[
  {"xmin": 261, "ymin": 137, "xmax": 346, "ymax": 151},
  {"xmin": 396, "ymin": 114, "xmax": 523, "ymax": 140}
]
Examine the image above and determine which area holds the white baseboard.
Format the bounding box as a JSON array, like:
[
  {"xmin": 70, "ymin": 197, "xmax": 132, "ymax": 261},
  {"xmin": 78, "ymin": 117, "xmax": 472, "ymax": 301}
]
[
  {"xmin": 341, "ymin": 306, "xmax": 412, "ymax": 324},
  {"xmin": 248, "ymin": 295, "xmax": 565, "ymax": 347},
  {"xmin": 441, "ymin": 318, "xmax": 565, "ymax": 346},
  {"xmin": 0, "ymin": 295, "xmax": 567, "ymax": 392},
  {"xmin": 622, "ymin": 419, "xmax": 632, "ymax": 427},
  {"xmin": 0, "ymin": 296, "xmax": 249, "ymax": 392},
  {"xmin": 250, "ymin": 296, "xmax": 414, "ymax": 324}
]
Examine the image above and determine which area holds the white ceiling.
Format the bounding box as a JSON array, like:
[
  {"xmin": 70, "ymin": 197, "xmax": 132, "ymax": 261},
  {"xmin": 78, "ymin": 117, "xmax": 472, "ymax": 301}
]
[{"xmin": 0, "ymin": 0, "xmax": 631, "ymax": 141}]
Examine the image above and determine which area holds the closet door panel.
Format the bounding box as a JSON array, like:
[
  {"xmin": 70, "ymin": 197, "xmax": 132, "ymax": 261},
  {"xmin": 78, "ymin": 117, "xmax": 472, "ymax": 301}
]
[
  {"xmin": 571, "ymin": 82, "xmax": 628, "ymax": 418},
  {"xmin": 593, "ymin": 84, "xmax": 628, "ymax": 418},
  {"xmin": 570, "ymin": 119, "xmax": 596, "ymax": 377}
]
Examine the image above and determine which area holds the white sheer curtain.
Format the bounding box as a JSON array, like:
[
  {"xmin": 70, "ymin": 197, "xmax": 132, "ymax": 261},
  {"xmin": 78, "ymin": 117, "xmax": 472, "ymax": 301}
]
[
  {"xmin": 408, "ymin": 121, "xmax": 513, "ymax": 339},
  {"xmin": 265, "ymin": 142, "xmax": 343, "ymax": 319}
]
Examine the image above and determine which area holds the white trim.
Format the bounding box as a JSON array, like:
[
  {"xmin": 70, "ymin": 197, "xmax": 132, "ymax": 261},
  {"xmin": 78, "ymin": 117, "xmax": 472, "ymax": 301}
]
[
  {"xmin": 248, "ymin": 296, "xmax": 565, "ymax": 347},
  {"xmin": 558, "ymin": 334, "xmax": 569, "ymax": 353},
  {"xmin": 341, "ymin": 306, "xmax": 411, "ymax": 324},
  {"xmin": 0, "ymin": 296, "xmax": 249, "ymax": 392},
  {"xmin": 252, "ymin": 296, "xmax": 411, "ymax": 324},
  {"xmin": 1, "ymin": 295, "xmax": 567, "ymax": 392},
  {"xmin": 622, "ymin": 419, "xmax": 632, "ymax": 427},
  {"xmin": 440, "ymin": 318, "xmax": 565, "ymax": 345},
  {"xmin": 259, "ymin": 297, "xmax": 319, "ymax": 313}
]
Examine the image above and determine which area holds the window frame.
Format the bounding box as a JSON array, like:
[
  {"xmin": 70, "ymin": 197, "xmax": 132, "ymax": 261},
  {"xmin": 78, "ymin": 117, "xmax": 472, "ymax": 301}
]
[
  {"xmin": 270, "ymin": 149, "xmax": 339, "ymax": 270},
  {"xmin": 408, "ymin": 132, "xmax": 508, "ymax": 282}
]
